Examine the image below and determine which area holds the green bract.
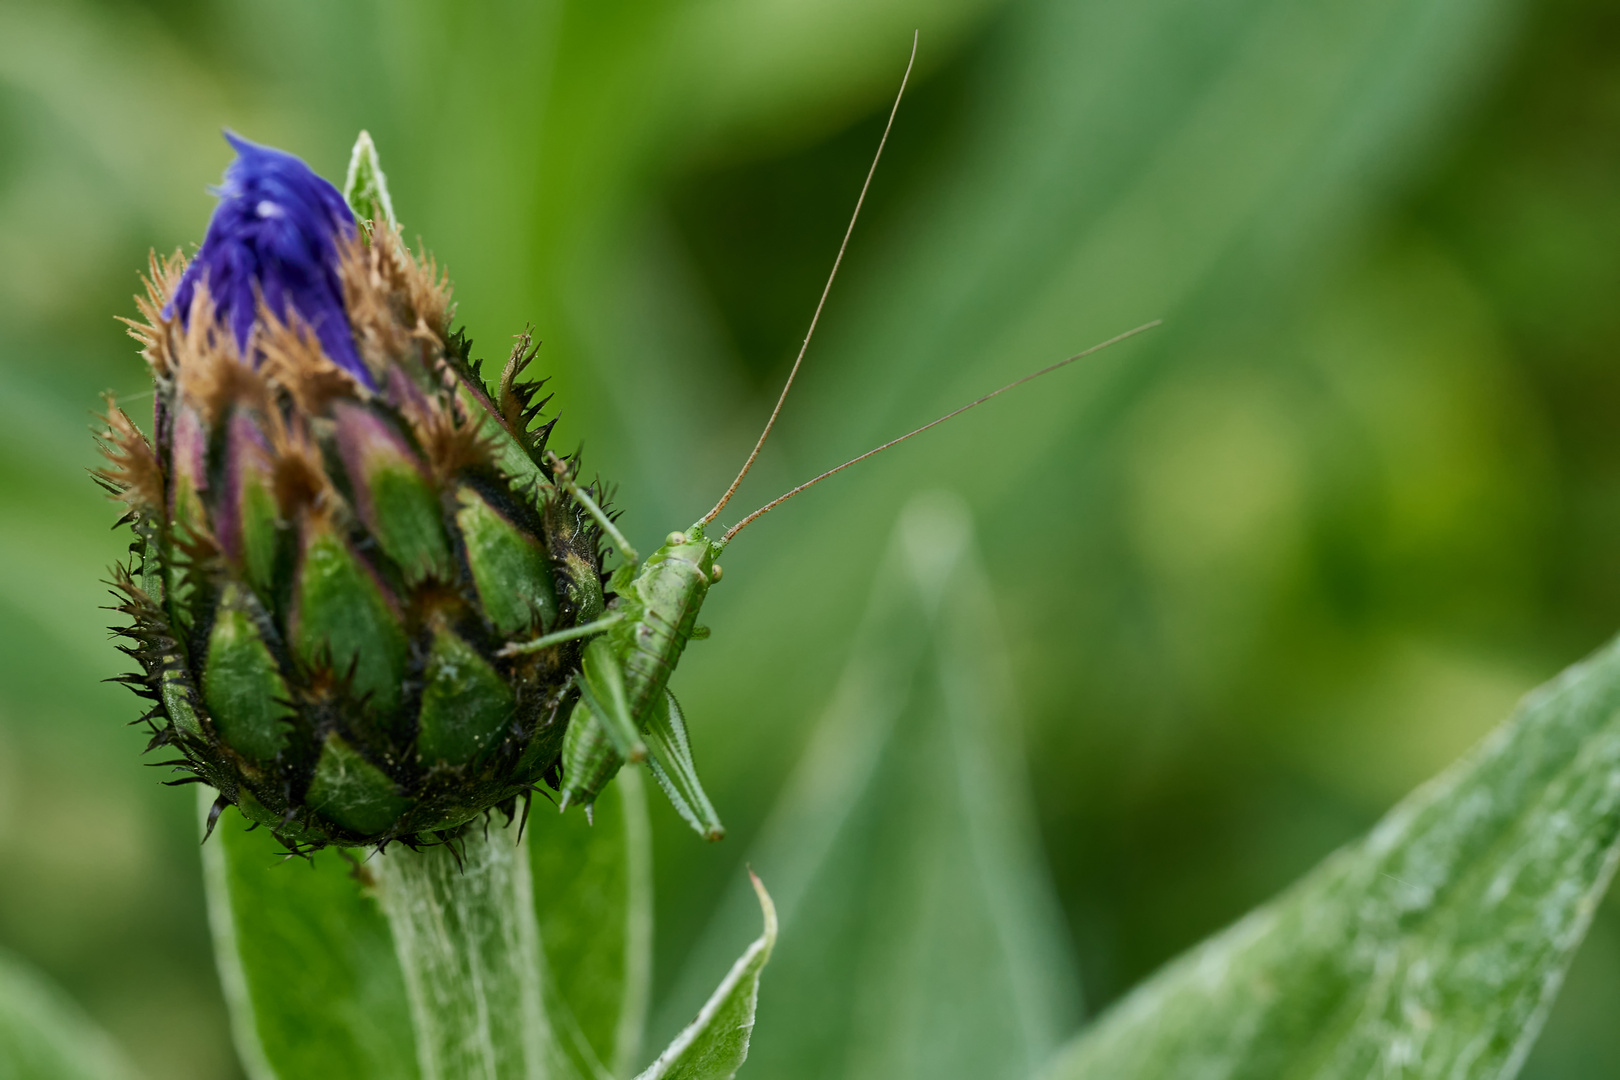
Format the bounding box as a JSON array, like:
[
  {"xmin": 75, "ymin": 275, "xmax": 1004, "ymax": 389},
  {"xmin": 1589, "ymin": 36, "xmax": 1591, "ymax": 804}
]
[{"xmin": 98, "ymin": 166, "xmax": 609, "ymax": 851}]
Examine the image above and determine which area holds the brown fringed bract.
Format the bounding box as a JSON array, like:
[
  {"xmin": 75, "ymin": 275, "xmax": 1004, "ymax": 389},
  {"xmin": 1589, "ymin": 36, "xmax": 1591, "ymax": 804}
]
[
  {"xmin": 115, "ymin": 249, "xmax": 187, "ymax": 380},
  {"xmin": 92, "ymin": 397, "xmax": 164, "ymax": 514},
  {"xmin": 258, "ymin": 301, "xmax": 364, "ymax": 417}
]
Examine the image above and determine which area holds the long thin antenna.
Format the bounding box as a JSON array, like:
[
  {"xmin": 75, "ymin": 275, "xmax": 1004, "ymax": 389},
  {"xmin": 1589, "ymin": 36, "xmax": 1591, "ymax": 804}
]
[
  {"xmin": 721, "ymin": 320, "xmax": 1162, "ymax": 543},
  {"xmin": 699, "ymin": 32, "xmax": 920, "ymax": 528}
]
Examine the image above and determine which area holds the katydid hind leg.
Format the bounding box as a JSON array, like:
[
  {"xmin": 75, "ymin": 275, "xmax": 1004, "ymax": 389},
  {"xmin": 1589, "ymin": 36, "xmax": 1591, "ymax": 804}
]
[
  {"xmin": 558, "ymin": 699, "xmax": 623, "ymax": 813},
  {"xmin": 579, "ymin": 638, "xmax": 647, "ymax": 762},
  {"xmin": 643, "ymin": 689, "xmax": 725, "ymax": 842},
  {"xmin": 558, "ymin": 686, "xmax": 723, "ymax": 842}
]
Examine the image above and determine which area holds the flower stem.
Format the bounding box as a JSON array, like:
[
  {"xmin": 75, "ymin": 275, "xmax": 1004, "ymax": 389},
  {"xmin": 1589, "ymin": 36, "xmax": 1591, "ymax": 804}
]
[{"xmin": 373, "ymin": 817, "xmax": 557, "ymax": 1080}]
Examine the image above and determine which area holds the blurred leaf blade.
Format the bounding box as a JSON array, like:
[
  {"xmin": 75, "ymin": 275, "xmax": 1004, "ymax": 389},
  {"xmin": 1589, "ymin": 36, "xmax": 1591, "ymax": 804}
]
[
  {"xmin": 811, "ymin": 0, "xmax": 1521, "ymax": 450},
  {"xmin": 1042, "ymin": 634, "xmax": 1620, "ymax": 1079},
  {"xmin": 531, "ymin": 769, "xmax": 654, "ymax": 1079},
  {"xmin": 665, "ymin": 0, "xmax": 1007, "ymax": 160},
  {"xmin": 635, "ymin": 873, "xmax": 776, "ymax": 1080},
  {"xmin": 664, "ymin": 492, "xmax": 1079, "ymax": 1080},
  {"xmin": 0, "ymin": 946, "xmax": 143, "ymax": 1080}
]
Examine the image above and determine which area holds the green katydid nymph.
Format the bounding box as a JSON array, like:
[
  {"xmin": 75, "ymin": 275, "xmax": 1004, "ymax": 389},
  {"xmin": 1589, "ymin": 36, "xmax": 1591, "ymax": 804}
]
[{"xmin": 499, "ymin": 37, "xmax": 1160, "ymax": 840}]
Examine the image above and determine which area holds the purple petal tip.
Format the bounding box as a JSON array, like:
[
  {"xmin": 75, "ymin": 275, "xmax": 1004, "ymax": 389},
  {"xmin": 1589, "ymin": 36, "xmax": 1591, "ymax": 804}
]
[{"xmin": 168, "ymin": 133, "xmax": 370, "ymax": 387}]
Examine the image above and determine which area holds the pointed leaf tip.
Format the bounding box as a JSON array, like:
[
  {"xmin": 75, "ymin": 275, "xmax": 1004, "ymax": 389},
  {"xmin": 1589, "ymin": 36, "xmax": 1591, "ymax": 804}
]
[
  {"xmin": 635, "ymin": 872, "xmax": 776, "ymax": 1080},
  {"xmin": 748, "ymin": 871, "xmax": 777, "ymax": 950},
  {"xmin": 344, "ymin": 130, "xmax": 397, "ymax": 229}
]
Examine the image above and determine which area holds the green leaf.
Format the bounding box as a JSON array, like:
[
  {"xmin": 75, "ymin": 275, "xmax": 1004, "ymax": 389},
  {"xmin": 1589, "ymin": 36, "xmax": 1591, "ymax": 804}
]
[
  {"xmin": 659, "ymin": 492, "xmax": 1079, "ymax": 1080},
  {"xmin": 1040, "ymin": 633, "xmax": 1620, "ymax": 1079},
  {"xmin": 532, "ymin": 769, "xmax": 654, "ymax": 1080},
  {"xmin": 200, "ymin": 793, "xmax": 419, "ymax": 1080},
  {"xmin": 635, "ymin": 873, "xmax": 777, "ymax": 1080},
  {"xmin": 0, "ymin": 947, "xmax": 143, "ymax": 1080}
]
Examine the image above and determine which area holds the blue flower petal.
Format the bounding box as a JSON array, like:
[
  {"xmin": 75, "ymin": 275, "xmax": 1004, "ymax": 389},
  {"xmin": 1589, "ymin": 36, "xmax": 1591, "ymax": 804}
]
[{"xmin": 168, "ymin": 132, "xmax": 369, "ymax": 386}]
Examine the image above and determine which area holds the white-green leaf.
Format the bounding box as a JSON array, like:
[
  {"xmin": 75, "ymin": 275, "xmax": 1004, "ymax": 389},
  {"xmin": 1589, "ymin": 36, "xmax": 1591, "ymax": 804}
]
[
  {"xmin": 660, "ymin": 492, "xmax": 1079, "ymax": 1080},
  {"xmin": 0, "ymin": 947, "xmax": 143, "ymax": 1080},
  {"xmin": 635, "ymin": 873, "xmax": 776, "ymax": 1080},
  {"xmin": 532, "ymin": 769, "xmax": 654, "ymax": 1080},
  {"xmin": 1041, "ymin": 633, "xmax": 1620, "ymax": 1079}
]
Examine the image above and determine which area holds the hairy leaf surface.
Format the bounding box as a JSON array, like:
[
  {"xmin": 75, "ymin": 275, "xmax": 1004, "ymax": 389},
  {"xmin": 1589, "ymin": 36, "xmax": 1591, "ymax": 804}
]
[
  {"xmin": 1042, "ymin": 635, "xmax": 1620, "ymax": 1078},
  {"xmin": 372, "ymin": 817, "xmax": 561, "ymax": 1080}
]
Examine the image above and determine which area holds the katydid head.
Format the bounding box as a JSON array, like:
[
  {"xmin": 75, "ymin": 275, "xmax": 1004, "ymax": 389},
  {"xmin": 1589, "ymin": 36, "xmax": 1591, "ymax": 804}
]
[{"xmin": 647, "ymin": 527, "xmax": 723, "ymax": 582}]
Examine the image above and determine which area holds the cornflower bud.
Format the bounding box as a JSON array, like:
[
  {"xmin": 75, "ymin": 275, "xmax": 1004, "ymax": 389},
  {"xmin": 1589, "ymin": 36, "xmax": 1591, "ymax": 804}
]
[{"xmin": 98, "ymin": 133, "xmax": 606, "ymax": 850}]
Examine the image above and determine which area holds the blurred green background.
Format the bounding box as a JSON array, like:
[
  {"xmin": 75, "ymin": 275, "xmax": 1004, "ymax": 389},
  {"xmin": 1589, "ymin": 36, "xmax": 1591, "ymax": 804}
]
[{"xmin": 2, "ymin": 0, "xmax": 1618, "ymax": 1076}]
